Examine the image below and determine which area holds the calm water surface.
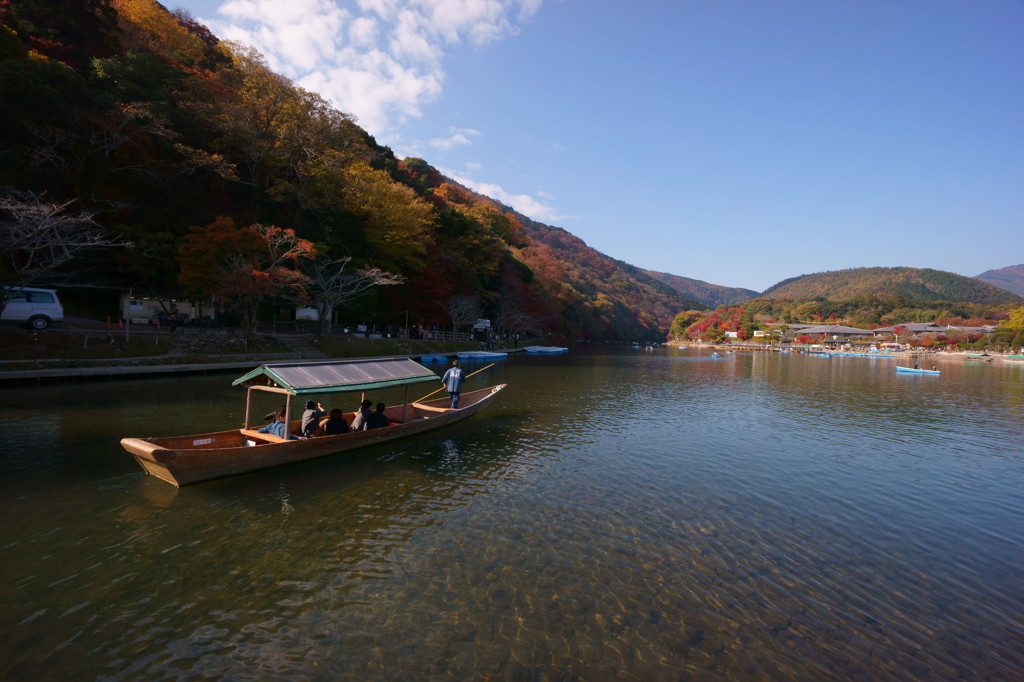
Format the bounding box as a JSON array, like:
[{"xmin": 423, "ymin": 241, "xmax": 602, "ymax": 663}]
[{"xmin": 0, "ymin": 348, "xmax": 1021, "ymax": 680}]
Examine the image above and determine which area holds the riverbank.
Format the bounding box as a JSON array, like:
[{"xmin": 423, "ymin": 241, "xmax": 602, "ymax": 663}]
[
  {"xmin": 0, "ymin": 321, "xmax": 522, "ymax": 384},
  {"xmin": 0, "ymin": 349, "xmax": 525, "ymax": 385}
]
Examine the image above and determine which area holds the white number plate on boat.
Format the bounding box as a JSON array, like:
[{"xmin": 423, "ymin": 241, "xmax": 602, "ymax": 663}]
[{"xmin": 192, "ymin": 438, "xmax": 215, "ymax": 446}]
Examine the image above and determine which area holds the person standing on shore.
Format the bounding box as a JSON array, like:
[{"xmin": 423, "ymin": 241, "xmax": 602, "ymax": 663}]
[{"xmin": 441, "ymin": 359, "xmax": 465, "ymax": 409}]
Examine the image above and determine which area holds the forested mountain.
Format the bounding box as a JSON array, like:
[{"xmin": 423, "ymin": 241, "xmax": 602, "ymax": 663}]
[
  {"xmin": 0, "ymin": 0, "xmax": 700, "ymax": 341},
  {"xmin": 975, "ymin": 264, "xmax": 1024, "ymax": 297},
  {"xmin": 643, "ymin": 271, "xmax": 758, "ymax": 308},
  {"xmin": 761, "ymin": 267, "xmax": 1021, "ymax": 305}
]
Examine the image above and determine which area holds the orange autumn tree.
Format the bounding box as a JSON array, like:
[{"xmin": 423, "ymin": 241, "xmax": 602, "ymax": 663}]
[{"xmin": 178, "ymin": 216, "xmax": 315, "ymax": 335}]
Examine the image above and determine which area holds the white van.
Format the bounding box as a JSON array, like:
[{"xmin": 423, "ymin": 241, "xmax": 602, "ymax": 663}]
[{"xmin": 1, "ymin": 287, "xmax": 64, "ymax": 330}]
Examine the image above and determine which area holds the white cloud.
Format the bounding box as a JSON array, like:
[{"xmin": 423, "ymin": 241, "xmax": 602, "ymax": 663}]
[
  {"xmin": 199, "ymin": 1, "xmax": 561, "ymax": 222},
  {"xmin": 448, "ymin": 172, "xmax": 561, "ymax": 223},
  {"xmin": 429, "ymin": 126, "xmax": 482, "ymax": 151},
  {"xmin": 216, "ymin": 0, "xmax": 347, "ymax": 72},
  {"xmin": 349, "ymin": 16, "xmax": 378, "ymax": 45},
  {"xmin": 201, "ymin": 0, "xmax": 543, "ymax": 139}
]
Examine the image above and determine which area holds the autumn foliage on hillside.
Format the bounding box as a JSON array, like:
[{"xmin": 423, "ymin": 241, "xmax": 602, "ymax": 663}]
[
  {"xmin": 0, "ymin": 0, "xmax": 698, "ymax": 340},
  {"xmin": 645, "ymin": 270, "xmax": 758, "ymax": 308},
  {"xmin": 975, "ymin": 264, "xmax": 1024, "ymax": 297},
  {"xmin": 670, "ymin": 295, "xmax": 1021, "ymax": 350}
]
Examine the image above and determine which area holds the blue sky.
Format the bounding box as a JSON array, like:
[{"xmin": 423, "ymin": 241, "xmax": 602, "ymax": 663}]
[{"xmin": 170, "ymin": 0, "xmax": 1023, "ymax": 293}]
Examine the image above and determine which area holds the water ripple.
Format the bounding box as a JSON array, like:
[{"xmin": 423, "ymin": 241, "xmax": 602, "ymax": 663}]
[{"xmin": 0, "ymin": 351, "xmax": 1022, "ymax": 679}]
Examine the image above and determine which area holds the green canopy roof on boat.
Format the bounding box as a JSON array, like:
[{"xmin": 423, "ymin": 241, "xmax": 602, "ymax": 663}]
[{"xmin": 231, "ymin": 357, "xmax": 438, "ymax": 395}]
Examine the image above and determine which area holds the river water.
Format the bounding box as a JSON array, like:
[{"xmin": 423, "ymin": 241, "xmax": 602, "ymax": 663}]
[{"xmin": 0, "ymin": 347, "xmax": 1021, "ymax": 680}]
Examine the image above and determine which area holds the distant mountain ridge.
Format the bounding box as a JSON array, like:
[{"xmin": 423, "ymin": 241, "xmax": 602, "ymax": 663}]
[
  {"xmin": 761, "ymin": 267, "xmax": 1021, "ymax": 305},
  {"xmin": 451, "ymin": 190, "xmax": 708, "ymax": 336},
  {"xmin": 975, "ymin": 264, "xmax": 1024, "ymax": 297},
  {"xmin": 644, "ymin": 271, "xmax": 758, "ymax": 308}
]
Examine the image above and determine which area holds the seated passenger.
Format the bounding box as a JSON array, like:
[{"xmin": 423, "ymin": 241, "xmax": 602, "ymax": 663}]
[
  {"xmin": 322, "ymin": 408, "xmax": 351, "ymax": 436},
  {"xmin": 257, "ymin": 407, "xmax": 298, "ymax": 439},
  {"xmin": 301, "ymin": 400, "xmax": 328, "ymax": 437},
  {"xmin": 350, "ymin": 399, "xmax": 374, "ymax": 431},
  {"xmin": 367, "ymin": 402, "xmax": 390, "ymax": 429}
]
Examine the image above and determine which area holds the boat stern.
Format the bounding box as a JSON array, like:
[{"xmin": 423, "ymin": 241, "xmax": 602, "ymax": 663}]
[{"xmin": 120, "ymin": 438, "xmax": 182, "ymax": 487}]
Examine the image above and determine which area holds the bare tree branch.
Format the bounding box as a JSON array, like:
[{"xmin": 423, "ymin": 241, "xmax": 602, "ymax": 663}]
[
  {"xmin": 438, "ymin": 295, "xmax": 481, "ymax": 333},
  {"xmin": 0, "ymin": 190, "xmax": 132, "ymax": 312},
  {"xmin": 306, "ymin": 256, "xmax": 404, "ymax": 335},
  {"xmin": 497, "ymin": 300, "xmax": 540, "ymax": 338}
]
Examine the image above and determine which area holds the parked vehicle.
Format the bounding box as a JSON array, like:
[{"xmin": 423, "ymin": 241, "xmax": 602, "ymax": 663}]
[{"xmin": 1, "ymin": 287, "xmax": 64, "ymax": 330}]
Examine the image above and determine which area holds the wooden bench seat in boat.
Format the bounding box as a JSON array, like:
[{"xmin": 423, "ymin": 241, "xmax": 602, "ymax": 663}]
[{"xmin": 239, "ymin": 428, "xmax": 290, "ymax": 443}]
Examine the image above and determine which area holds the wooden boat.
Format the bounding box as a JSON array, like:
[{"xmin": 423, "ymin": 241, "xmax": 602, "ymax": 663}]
[
  {"xmin": 121, "ymin": 357, "xmax": 506, "ymax": 487},
  {"xmin": 896, "ymin": 366, "xmax": 940, "ymax": 375}
]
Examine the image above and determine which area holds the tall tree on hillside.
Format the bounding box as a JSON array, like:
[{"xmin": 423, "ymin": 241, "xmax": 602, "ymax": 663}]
[
  {"xmin": 669, "ymin": 310, "xmax": 704, "ymax": 340},
  {"xmin": 177, "ymin": 217, "xmax": 315, "ymax": 335},
  {"xmin": 205, "ymin": 43, "xmax": 300, "ymax": 203},
  {"xmin": 340, "ymin": 161, "xmax": 434, "ymax": 268},
  {"xmin": 2, "ymin": 0, "xmax": 121, "ymax": 73},
  {"xmin": 205, "ymin": 43, "xmax": 368, "ymax": 217},
  {"xmin": 112, "ymin": 0, "xmax": 210, "ymax": 67},
  {"xmin": 1002, "ymin": 305, "xmax": 1024, "ymax": 330}
]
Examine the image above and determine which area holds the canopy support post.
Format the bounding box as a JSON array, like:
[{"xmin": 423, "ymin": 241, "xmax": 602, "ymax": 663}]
[
  {"xmin": 244, "ymin": 386, "xmax": 255, "ymax": 429},
  {"xmin": 285, "ymin": 394, "xmax": 294, "ymax": 437}
]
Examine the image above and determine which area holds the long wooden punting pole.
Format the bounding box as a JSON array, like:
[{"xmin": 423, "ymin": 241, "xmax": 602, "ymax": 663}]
[{"xmin": 414, "ymin": 363, "xmax": 495, "ymax": 403}]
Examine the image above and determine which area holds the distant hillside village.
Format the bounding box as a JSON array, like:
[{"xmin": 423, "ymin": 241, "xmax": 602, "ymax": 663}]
[{"xmin": 669, "ymin": 304, "xmax": 1024, "ymax": 353}]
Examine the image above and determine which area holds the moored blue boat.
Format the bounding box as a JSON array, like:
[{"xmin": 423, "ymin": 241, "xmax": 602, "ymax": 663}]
[
  {"xmin": 896, "ymin": 366, "xmax": 940, "ymax": 375},
  {"xmin": 457, "ymin": 350, "xmax": 508, "ymax": 360},
  {"xmin": 524, "ymin": 346, "xmax": 568, "ymax": 354}
]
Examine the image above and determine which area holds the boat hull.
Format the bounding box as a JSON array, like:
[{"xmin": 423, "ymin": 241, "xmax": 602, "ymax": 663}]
[{"xmin": 121, "ymin": 384, "xmax": 506, "ymax": 486}]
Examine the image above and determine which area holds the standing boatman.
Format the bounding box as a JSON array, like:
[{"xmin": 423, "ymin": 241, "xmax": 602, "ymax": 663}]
[{"xmin": 441, "ymin": 359, "xmax": 465, "ymax": 408}]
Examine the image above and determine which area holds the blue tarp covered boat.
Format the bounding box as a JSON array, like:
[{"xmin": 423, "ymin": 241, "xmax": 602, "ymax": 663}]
[{"xmin": 457, "ymin": 351, "xmax": 508, "ymax": 360}]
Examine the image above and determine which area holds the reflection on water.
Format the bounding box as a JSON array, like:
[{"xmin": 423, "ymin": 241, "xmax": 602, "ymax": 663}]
[{"xmin": 0, "ymin": 349, "xmax": 1022, "ymax": 679}]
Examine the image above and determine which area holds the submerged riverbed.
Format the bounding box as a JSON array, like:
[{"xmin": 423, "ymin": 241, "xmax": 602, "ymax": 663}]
[{"xmin": 0, "ymin": 347, "xmax": 1021, "ymax": 680}]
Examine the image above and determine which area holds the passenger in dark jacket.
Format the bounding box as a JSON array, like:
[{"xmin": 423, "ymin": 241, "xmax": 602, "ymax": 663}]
[
  {"xmin": 367, "ymin": 403, "xmax": 390, "ymax": 429},
  {"xmin": 350, "ymin": 399, "xmax": 374, "ymax": 431},
  {"xmin": 322, "ymin": 408, "xmax": 351, "ymax": 435}
]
